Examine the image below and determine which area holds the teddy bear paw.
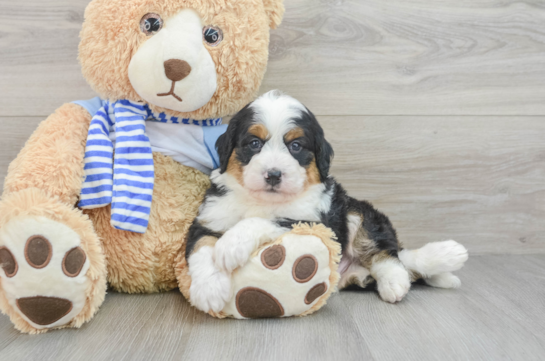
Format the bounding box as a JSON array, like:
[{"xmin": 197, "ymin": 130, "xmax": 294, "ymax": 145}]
[
  {"xmin": 0, "ymin": 216, "xmax": 91, "ymax": 330},
  {"xmin": 221, "ymin": 233, "xmax": 336, "ymax": 318}
]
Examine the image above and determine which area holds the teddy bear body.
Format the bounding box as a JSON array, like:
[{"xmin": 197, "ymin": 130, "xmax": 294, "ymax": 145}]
[{"xmin": 0, "ymin": 0, "xmax": 309, "ymax": 334}]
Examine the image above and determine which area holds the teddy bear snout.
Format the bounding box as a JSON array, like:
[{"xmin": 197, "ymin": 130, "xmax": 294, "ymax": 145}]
[{"xmin": 164, "ymin": 59, "xmax": 192, "ymax": 82}]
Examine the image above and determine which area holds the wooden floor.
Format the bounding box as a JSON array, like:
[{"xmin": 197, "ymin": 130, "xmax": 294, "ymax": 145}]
[
  {"xmin": 1, "ymin": 0, "xmax": 544, "ymax": 360},
  {"xmin": 0, "ymin": 255, "xmax": 544, "ymax": 361}
]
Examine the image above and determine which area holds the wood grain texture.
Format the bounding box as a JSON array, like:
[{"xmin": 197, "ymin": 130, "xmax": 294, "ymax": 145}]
[
  {"xmin": 1, "ymin": 255, "xmax": 545, "ymax": 361},
  {"xmin": 262, "ymin": 0, "xmax": 545, "ymax": 115},
  {"xmin": 0, "ymin": 0, "xmax": 93, "ymax": 117},
  {"xmin": 1, "ymin": 1, "xmax": 545, "ymax": 116},
  {"xmin": 1, "ymin": 115, "xmax": 543, "ymax": 254},
  {"xmin": 321, "ymin": 115, "xmax": 545, "ymax": 254}
]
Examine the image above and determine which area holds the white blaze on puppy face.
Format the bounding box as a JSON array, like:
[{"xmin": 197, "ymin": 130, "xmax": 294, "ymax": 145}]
[
  {"xmin": 243, "ymin": 92, "xmax": 310, "ymax": 201},
  {"xmin": 128, "ymin": 9, "xmax": 217, "ymax": 113}
]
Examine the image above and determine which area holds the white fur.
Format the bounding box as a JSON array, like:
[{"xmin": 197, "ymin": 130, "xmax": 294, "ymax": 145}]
[
  {"xmin": 128, "ymin": 9, "xmax": 217, "ymax": 112},
  {"xmin": 0, "ymin": 217, "xmax": 91, "ymax": 329},
  {"xmin": 241, "ymin": 92, "xmax": 312, "ymax": 199},
  {"xmin": 398, "ymin": 240, "xmax": 468, "ymax": 277},
  {"xmin": 344, "ymin": 213, "xmax": 363, "ymax": 261},
  {"xmin": 338, "ymin": 263, "xmax": 370, "ymax": 289},
  {"xmin": 188, "ymin": 246, "xmax": 231, "ymax": 313},
  {"xmin": 425, "ymin": 272, "xmax": 462, "ymax": 289},
  {"xmin": 199, "ymin": 171, "xmax": 333, "ymax": 233},
  {"xmin": 214, "ymin": 218, "xmax": 287, "ymax": 273},
  {"xmin": 223, "ymin": 234, "xmax": 332, "ymax": 318},
  {"xmin": 370, "ymin": 259, "xmax": 411, "ymax": 303}
]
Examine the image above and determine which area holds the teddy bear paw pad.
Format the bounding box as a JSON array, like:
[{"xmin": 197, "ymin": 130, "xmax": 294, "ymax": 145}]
[
  {"xmin": 0, "ymin": 216, "xmax": 91, "ymax": 329},
  {"xmin": 222, "ymin": 233, "xmax": 333, "ymax": 319}
]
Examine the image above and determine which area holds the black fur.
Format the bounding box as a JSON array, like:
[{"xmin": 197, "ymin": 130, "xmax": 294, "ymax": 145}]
[
  {"xmin": 317, "ymin": 180, "xmax": 399, "ymax": 256},
  {"xmin": 185, "ymin": 221, "xmax": 223, "ymax": 258},
  {"xmin": 291, "ymin": 107, "xmax": 334, "ymax": 182},
  {"xmin": 216, "ymin": 104, "xmax": 256, "ymax": 173},
  {"xmin": 195, "ymin": 95, "xmax": 400, "ymax": 275},
  {"xmin": 205, "ymin": 182, "xmax": 228, "ymax": 199}
]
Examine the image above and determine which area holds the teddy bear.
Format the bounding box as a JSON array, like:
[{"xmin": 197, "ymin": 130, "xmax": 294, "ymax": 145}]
[{"xmin": 0, "ymin": 0, "xmax": 344, "ymax": 334}]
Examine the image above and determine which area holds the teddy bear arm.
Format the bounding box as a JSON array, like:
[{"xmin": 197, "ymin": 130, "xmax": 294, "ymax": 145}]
[{"xmin": 3, "ymin": 103, "xmax": 91, "ymax": 205}]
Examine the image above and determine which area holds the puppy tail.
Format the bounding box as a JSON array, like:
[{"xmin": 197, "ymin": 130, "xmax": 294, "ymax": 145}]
[{"xmin": 399, "ymin": 240, "xmax": 468, "ymax": 289}]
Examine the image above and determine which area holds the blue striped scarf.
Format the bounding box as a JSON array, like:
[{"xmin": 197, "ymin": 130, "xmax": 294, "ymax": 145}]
[{"xmin": 78, "ymin": 99, "xmax": 221, "ymax": 234}]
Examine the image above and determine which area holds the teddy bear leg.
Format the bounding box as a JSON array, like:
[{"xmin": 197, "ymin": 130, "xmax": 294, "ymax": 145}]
[
  {"xmin": 176, "ymin": 223, "xmax": 341, "ymax": 319},
  {"xmin": 0, "ymin": 188, "xmax": 107, "ymax": 334}
]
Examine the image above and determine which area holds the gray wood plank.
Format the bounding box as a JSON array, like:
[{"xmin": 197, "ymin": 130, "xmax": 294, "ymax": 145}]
[
  {"xmin": 2, "ymin": 1, "xmax": 545, "ymax": 116},
  {"xmin": 1, "ymin": 115, "xmax": 544, "ymax": 254},
  {"xmin": 0, "ymin": 1, "xmax": 95, "ymax": 117},
  {"xmin": 460, "ymin": 254, "xmax": 545, "ymax": 340},
  {"xmin": 178, "ymin": 296, "xmax": 373, "ymax": 361},
  {"xmin": 0, "ymin": 291, "xmax": 197, "ymax": 361},
  {"xmin": 1, "ymin": 255, "xmax": 545, "ymax": 361},
  {"xmin": 321, "ymin": 115, "xmax": 545, "ymax": 254},
  {"xmin": 262, "ymin": 0, "xmax": 545, "ymax": 115},
  {"xmin": 342, "ymin": 255, "xmax": 545, "ymax": 361}
]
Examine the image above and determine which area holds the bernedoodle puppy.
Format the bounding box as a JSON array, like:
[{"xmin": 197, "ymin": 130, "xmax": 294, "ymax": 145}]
[{"xmin": 185, "ymin": 90, "xmax": 468, "ymax": 313}]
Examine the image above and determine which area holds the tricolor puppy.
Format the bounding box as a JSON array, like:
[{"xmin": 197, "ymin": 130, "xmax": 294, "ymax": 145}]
[{"xmin": 186, "ymin": 91, "xmax": 468, "ymax": 313}]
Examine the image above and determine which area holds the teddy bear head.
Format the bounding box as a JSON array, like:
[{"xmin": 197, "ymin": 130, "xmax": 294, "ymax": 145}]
[{"xmin": 79, "ymin": 0, "xmax": 284, "ymax": 120}]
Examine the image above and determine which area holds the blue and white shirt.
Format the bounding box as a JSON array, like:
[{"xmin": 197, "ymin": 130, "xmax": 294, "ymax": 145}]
[{"xmin": 74, "ymin": 97, "xmax": 227, "ymax": 233}]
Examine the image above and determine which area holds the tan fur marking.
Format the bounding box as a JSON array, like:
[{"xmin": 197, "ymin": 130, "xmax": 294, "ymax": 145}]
[
  {"xmin": 191, "ymin": 236, "xmax": 219, "ymax": 256},
  {"xmin": 346, "ymin": 212, "xmax": 377, "ymax": 265},
  {"xmin": 305, "ymin": 159, "xmax": 321, "ymax": 186},
  {"xmin": 248, "ymin": 124, "xmax": 269, "ymax": 140},
  {"xmin": 363, "ymin": 250, "xmax": 398, "ymax": 269},
  {"xmin": 227, "ymin": 153, "xmax": 244, "ymax": 185},
  {"xmin": 284, "ymin": 127, "xmax": 304, "ymax": 142},
  {"xmin": 409, "ymin": 270, "xmax": 423, "ymax": 283}
]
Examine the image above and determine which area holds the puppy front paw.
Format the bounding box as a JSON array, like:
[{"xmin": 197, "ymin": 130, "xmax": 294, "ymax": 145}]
[
  {"xmin": 373, "ymin": 261, "xmax": 411, "ymax": 303},
  {"xmin": 214, "ymin": 230, "xmax": 255, "ymax": 273},
  {"xmin": 188, "ymin": 247, "xmax": 231, "ymax": 313}
]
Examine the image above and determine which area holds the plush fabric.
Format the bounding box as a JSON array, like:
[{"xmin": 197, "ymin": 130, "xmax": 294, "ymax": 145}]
[
  {"xmin": 79, "ymin": 0, "xmax": 278, "ymax": 120},
  {"xmin": 78, "ymin": 99, "xmax": 224, "ymax": 233},
  {"xmin": 0, "ymin": 0, "xmax": 341, "ymax": 334}
]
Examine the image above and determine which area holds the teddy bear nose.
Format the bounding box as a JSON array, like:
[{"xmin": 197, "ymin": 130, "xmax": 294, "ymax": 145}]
[{"xmin": 164, "ymin": 59, "xmax": 192, "ymax": 82}]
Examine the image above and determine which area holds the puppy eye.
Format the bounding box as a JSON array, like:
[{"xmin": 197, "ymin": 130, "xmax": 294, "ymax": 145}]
[
  {"xmin": 289, "ymin": 141, "xmax": 302, "ymax": 154},
  {"xmin": 249, "ymin": 139, "xmax": 263, "ymax": 151},
  {"xmin": 203, "ymin": 26, "xmax": 223, "ymax": 46},
  {"xmin": 140, "ymin": 14, "xmax": 163, "ymax": 36}
]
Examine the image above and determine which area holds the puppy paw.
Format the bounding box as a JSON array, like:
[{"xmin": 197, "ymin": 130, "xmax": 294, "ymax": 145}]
[
  {"xmin": 425, "ymin": 272, "xmax": 462, "ymax": 289},
  {"xmin": 418, "ymin": 240, "xmax": 468, "ymax": 275},
  {"xmin": 188, "ymin": 246, "xmax": 231, "ymax": 313},
  {"xmin": 214, "ymin": 229, "xmax": 255, "ymax": 273},
  {"xmin": 373, "ymin": 261, "xmax": 411, "ymax": 303}
]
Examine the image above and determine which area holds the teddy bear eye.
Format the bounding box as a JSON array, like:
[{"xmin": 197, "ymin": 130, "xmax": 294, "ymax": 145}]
[
  {"xmin": 203, "ymin": 26, "xmax": 223, "ymax": 46},
  {"xmin": 140, "ymin": 13, "xmax": 163, "ymax": 36}
]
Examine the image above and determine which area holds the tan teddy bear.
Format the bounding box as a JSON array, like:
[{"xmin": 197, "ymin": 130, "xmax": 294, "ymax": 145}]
[{"xmin": 0, "ymin": 0, "xmax": 342, "ymax": 334}]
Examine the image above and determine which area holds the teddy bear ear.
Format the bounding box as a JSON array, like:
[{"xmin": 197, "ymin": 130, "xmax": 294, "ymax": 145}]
[{"xmin": 263, "ymin": 0, "xmax": 285, "ymax": 29}]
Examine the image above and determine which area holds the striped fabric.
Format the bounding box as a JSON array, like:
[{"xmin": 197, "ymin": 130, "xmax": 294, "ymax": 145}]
[{"xmin": 78, "ymin": 99, "xmax": 221, "ymax": 234}]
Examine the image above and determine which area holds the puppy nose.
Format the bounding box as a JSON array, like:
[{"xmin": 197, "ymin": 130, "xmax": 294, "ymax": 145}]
[
  {"xmin": 265, "ymin": 169, "xmax": 282, "ymax": 186},
  {"xmin": 164, "ymin": 59, "xmax": 192, "ymax": 82}
]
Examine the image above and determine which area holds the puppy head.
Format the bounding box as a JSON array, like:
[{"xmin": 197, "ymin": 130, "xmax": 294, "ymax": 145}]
[{"xmin": 216, "ymin": 91, "xmax": 334, "ymax": 202}]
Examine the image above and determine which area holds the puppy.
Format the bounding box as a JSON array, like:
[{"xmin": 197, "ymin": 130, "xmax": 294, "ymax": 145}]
[{"xmin": 185, "ymin": 91, "xmax": 468, "ymax": 313}]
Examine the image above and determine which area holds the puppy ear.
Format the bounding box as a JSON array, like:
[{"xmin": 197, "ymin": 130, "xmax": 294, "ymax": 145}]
[
  {"xmin": 216, "ymin": 123, "xmax": 237, "ymax": 174},
  {"xmin": 304, "ymin": 108, "xmax": 334, "ymax": 181},
  {"xmin": 262, "ymin": 0, "xmax": 285, "ymax": 29},
  {"xmin": 216, "ymin": 104, "xmax": 254, "ymax": 173},
  {"xmin": 315, "ymin": 132, "xmax": 334, "ymax": 182}
]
